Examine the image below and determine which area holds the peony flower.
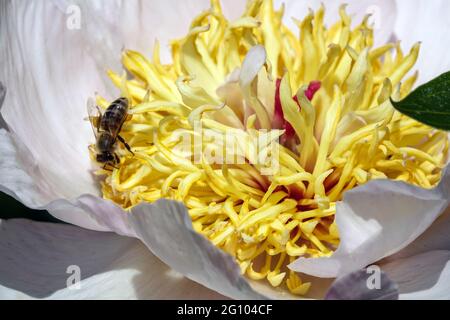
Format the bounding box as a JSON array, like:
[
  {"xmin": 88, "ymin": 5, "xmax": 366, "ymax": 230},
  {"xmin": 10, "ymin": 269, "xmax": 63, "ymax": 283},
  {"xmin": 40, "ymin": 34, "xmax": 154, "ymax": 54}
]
[{"xmin": 0, "ymin": 0, "xmax": 449, "ymax": 299}]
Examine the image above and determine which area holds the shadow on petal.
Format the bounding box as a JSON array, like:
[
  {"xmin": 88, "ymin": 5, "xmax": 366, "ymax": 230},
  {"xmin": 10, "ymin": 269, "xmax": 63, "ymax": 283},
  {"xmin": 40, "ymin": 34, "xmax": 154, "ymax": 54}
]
[
  {"xmin": 0, "ymin": 219, "xmax": 223, "ymax": 299},
  {"xmin": 381, "ymin": 250, "xmax": 450, "ymax": 300},
  {"xmin": 325, "ymin": 269, "xmax": 398, "ymax": 300},
  {"xmin": 0, "ymin": 82, "xmax": 6, "ymax": 129}
]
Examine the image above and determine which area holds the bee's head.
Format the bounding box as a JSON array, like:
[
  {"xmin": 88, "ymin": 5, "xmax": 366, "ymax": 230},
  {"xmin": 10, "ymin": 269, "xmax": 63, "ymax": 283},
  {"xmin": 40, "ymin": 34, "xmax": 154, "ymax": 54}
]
[{"xmin": 96, "ymin": 152, "xmax": 118, "ymax": 164}]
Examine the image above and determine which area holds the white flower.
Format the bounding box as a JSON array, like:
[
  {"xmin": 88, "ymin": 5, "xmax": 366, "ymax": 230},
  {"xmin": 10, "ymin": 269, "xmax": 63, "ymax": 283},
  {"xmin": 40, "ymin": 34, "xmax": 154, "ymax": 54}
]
[{"xmin": 0, "ymin": 0, "xmax": 449, "ymax": 299}]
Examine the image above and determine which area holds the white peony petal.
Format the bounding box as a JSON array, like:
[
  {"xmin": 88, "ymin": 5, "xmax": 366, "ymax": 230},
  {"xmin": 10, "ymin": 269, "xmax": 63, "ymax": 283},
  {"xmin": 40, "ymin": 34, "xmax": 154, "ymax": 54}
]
[
  {"xmin": 0, "ymin": 0, "xmax": 230, "ymax": 229},
  {"xmin": 279, "ymin": 0, "xmax": 397, "ymax": 47},
  {"xmin": 0, "ymin": 0, "xmax": 224, "ymax": 200},
  {"xmin": 376, "ymin": 205, "xmax": 450, "ymax": 299},
  {"xmin": 381, "ymin": 250, "xmax": 450, "ymax": 300},
  {"xmin": 0, "ymin": 0, "xmax": 110, "ymax": 200},
  {"xmin": 129, "ymin": 199, "xmax": 267, "ymax": 300},
  {"xmin": 240, "ymin": 45, "xmax": 267, "ymax": 87},
  {"xmin": 72, "ymin": 0, "xmax": 241, "ymax": 64},
  {"xmin": 0, "ymin": 128, "xmax": 138, "ymax": 234},
  {"xmin": 386, "ymin": 206, "xmax": 450, "ymax": 261},
  {"xmin": 289, "ymin": 165, "xmax": 450, "ymax": 278},
  {"xmin": 220, "ymin": 0, "xmax": 248, "ymax": 21},
  {"xmin": 0, "ymin": 129, "xmax": 106, "ymax": 231},
  {"xmin": 394, "ymin": 0, "xmax": 450, "ymax": 84},
  {"xmin": 0, "ymin": 218, "xmax": 223, "ymax": 299}
]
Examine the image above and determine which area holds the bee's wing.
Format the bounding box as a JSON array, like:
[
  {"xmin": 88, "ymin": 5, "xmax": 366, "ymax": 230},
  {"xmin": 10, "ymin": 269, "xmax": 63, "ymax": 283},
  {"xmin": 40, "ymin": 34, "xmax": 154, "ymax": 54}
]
[{"xmin": 86, "ymin": 98, "xmax": 102, "ymax": 139}]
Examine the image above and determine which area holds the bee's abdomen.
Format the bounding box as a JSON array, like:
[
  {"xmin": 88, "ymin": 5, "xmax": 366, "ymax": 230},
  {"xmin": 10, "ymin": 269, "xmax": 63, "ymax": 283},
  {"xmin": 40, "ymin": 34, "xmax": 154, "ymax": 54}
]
[{"xmin": 100, "ymin": 98, "xmax": 129, "ymax": 134}]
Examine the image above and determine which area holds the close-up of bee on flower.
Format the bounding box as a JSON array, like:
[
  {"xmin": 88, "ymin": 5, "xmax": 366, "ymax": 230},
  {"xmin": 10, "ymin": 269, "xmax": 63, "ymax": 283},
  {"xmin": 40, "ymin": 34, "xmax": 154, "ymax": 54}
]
[{"xmin": 0, "ymin": 0, "xmax": 450, "ymax": 303}]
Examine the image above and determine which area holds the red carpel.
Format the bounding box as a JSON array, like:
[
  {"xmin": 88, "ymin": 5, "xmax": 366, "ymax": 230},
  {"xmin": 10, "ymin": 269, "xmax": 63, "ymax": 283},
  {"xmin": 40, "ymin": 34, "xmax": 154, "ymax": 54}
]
[{"xmin": 273, "ymin": 79, "xmax": 321, "ymax": 141}]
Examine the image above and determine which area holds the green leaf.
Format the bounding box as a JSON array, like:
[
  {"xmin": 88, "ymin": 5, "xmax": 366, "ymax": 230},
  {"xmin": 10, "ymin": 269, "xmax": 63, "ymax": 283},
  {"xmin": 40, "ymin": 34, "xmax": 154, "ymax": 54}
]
[{"xmin": 391, "ymin": 71, "xmax": 450, "ymax": 130}]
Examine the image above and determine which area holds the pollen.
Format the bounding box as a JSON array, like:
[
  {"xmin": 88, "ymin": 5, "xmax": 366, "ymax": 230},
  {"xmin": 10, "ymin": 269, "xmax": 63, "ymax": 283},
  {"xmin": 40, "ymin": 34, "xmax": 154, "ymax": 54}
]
[{"xmin": 90, "ymin": 0, "xmax": 448, "ymax": 296}]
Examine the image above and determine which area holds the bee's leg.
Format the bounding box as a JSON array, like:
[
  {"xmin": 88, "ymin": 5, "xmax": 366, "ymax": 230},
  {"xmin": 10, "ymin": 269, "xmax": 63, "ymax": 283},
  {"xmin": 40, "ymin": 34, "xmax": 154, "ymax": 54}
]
[
  {"xmin": 103, "ymin": 161, "xmax": 119, "ymax": 171},
  {"xmin": 117, "ymin": 135, "xmax": 134, "ymax": 155},
  {"xmin": 114, "ymin": 153, "xmax": 120, "ymax": 166}
]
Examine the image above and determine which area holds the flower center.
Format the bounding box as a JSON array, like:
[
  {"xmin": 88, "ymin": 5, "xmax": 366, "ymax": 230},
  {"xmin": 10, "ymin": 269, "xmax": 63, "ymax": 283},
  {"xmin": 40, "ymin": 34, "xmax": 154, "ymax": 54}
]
[{"xmin": 89, "ymin": 0, "xmax": 449, "ymax": 296}]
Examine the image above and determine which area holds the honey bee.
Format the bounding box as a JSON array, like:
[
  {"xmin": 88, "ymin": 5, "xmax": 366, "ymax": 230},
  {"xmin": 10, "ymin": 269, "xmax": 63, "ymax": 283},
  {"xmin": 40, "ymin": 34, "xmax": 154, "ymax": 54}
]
[{"xmin": 87, "ymin": 97, "xmax": 134, "ymax": 169}]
